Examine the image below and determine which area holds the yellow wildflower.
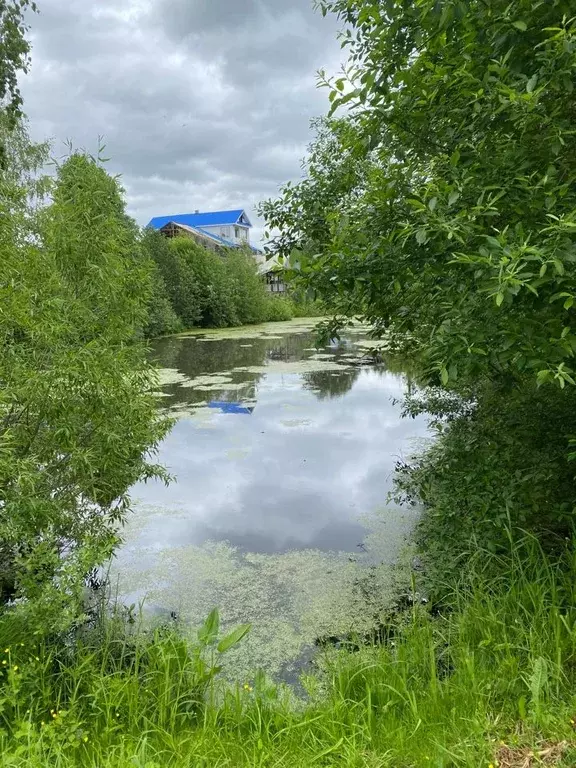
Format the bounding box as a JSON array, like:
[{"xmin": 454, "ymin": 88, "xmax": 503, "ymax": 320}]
[
  {"xmin": 12, "ymin": 665, "xmax": 18, "ymax": 671},
  {"xmin": 83, "ymin": 735, "xmax": 89, "ymax": 743}
]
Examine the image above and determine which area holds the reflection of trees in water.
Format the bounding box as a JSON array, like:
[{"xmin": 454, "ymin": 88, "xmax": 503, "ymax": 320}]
[
  {"xmin": 151, "ymin": 330, "xmax": 365, "ymax": 409},
  {"xmin": 152, "ymin": 331, "xmax": 319, "ymax": 375},
  {"xmin": 266, "ymin": 334, "xmax": 317, "ymax": 363},
  {"xmin": 153, "ymin": 336, "xmax": 269, "ymax": 376},
  {"xmin": 303, "ymin": 368, "xmax": 361, "ymax": 400}
]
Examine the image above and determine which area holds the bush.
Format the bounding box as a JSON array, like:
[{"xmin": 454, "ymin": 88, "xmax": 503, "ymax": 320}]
[
  {"xmin": 394, "ymin": 378, "xmax": 576, "ymax": 593},
  {"xmin": 291, "ymin": 297, "xmax": 324, "ymax": 318},
  {"xmin": 143, "ymin": 262, "xmax": 182, "ymax": 338},
  {"xmin": 142, "ymin": 230, "xmax": 202, "ymax": 329},
  {"xmin": 145, "ymin": 235, "xmax": 278, "ymax": 331},
  {"xmin": 225, "ymin": 249, "xmax": 269, "ymax": 325},
  {"xmin": 264, "ymin": 295, "xmax": 294, "ymax": 321}
]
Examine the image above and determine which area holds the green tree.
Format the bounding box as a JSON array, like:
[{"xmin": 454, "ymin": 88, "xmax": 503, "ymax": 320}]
[
  {"xmin": 0, "ymin": 130, "xmax": 169, "ymax": 629},
  {"xmin": 142, "ymin": 261, "xmax": 182, "ymax": 338},
  {"xmin": 169, "ymin": 237, "xmax": 237, "ymax": 328},
  {"xmin": 263, "ymin": 1, "xmax": 576, "ymax": 388},
  {"xmin": 0, "ymin": 0, "xmax": 37, "ymax": 166},
  {"xmin": 142, "ymin": 229, "xmax": 202, "ymax": 329},
  {"xmin": 225, "ymin": 248, "xmax": 268, "ymax": 325}
]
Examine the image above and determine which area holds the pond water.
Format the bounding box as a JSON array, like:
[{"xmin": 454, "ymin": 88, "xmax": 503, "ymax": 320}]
[{"xmin": 113, "ymin": 318, "xmax": 430, "ymax": 680}]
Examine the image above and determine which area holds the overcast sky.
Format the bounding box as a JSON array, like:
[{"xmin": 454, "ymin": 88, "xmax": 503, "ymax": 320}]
[{"xmin": 20, "ymin": 0, "xmax": 344, "ymax": 245}]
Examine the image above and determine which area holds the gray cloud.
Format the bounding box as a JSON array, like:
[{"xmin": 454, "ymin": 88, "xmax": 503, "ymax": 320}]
[{"xmin": 20, "ymin": 0, "xmax": 343, "ymax": 245}]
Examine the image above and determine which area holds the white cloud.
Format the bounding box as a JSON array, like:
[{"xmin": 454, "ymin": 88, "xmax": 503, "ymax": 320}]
[{"xmin": 20, "ymin": 0, "xmax": 344, "ymax": 245}]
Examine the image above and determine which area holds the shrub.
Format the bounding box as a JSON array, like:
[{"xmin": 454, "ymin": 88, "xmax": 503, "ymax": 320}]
[
  {"xmin": 264, "ymin": 295, "xmax": 294, "ymax": 321},
  {"xmin": 142, "ymin": 230, "xmax": 202, "ymax": 329},
  {"xmin": 142, "ymin": 262, "xmax": 182, "ymax": 338}
]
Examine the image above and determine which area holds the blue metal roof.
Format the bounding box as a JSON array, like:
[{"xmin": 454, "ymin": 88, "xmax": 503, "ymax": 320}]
[{"xmin": 147, "ymin": 209, "xmax": 251, "ymax": 230}]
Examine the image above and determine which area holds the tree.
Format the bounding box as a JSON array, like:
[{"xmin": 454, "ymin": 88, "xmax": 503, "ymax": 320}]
[
  {"xmin": 142, "ymin": 229, "xmax": 202, "ymax": 329},
  {"xmin": 263, "ymin": 1, "xmax": 576, "ymax": 388},
  {"xmin": 0, "ymin": 130, "xmax": 169, "ymax": 630},
  {"xmin": 142, "ymin": 261, "xmax": 182, "ymax": 339},
  {"xmin": 226, "ymin": 248, "xmax": 269, "ymax": 325},
  {"xmin": 169, "ymin": 237, "xmax": 237, "ymax": 328},
  {"xmin": 0, "ymin": 0, "xmax": 37, "ymax": 165}
]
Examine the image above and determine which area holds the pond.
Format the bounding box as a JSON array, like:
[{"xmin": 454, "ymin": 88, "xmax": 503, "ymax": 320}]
[{"xmin": 113, "ymin": 318, "xmax": 430, "ymax": 681}]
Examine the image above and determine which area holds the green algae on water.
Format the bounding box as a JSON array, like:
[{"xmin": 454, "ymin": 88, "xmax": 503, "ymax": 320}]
[
  {"xmin": 234, "ymin": 360, "xmax": 349, "ymax": 375},
  {"xmin": 156, "ymin": 368, "xmax": 191, "ymax": 386},
  {"xmin": 114, "ymin": 523, "xmax": 404, "ymax": 682}
]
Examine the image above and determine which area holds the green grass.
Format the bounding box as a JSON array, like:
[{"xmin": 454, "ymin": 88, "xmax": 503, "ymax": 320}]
[{"xmin": 1, "ymin": 533, "xmax": 576, "ymax": 767}]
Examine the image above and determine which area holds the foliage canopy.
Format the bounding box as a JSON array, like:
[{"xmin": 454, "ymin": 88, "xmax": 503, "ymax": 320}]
[
  {"xmin": 0, "ymin": 127, "xmax": 169, "ymax": 630},
  {"xmin": 263, "ymin": 0, "xmax": 576, "ymax": 388}
]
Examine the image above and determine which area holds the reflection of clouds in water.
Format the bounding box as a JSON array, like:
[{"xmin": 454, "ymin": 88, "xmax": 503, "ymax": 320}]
[
  {"xmin": 126, "ymin": 368, "xmax": 428, "ymax": 554},
  {"xmin": 116, "ymin": 324, "xmax": 430, "ymax": 678}
]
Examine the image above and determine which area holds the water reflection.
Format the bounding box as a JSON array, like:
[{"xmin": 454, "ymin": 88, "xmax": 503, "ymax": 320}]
[
  {"xmin": 302, "ymin": 368, "xmax": 361, "ymax": 399},
  {"xmin": 116, "ymin": 320, "xmax": 430, "ymax": 679}
]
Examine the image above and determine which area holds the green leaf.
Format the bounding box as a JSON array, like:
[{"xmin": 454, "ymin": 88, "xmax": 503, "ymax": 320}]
[
  {"xmin": 512, "ymin": 20, "xmax": 527, "ymax": 31},
  {"xmin": 518, "ymin": 695, "xmax": 527, "ymax": 720},
  {"xmin": 440, "ymin": 366, "xmax": 449, "ymax": 385},
  {"xmin": 428, "ymin": 196, "xmax": 438, "ymax": 211},
  {"xmin": 406, "ymin": 198, "xmax": 426, "ymax": 210},
  {"xmin": 416, "ymin": 228, "xmax": 428, "ymax": 245},
  {"xmin": 526, "ymin": 74, "xmax": 538, "ymax": 94},
  {"xmin": 198, "ymin": 608, "xmax": 220, "ymax": 645},
  {"xmin": 495, "ymin": 292, "xmax": 504, "ymax": 307},
  {"xmin": 536, "ymin": 369, "xmax": 551, "ymax": 386},
  {"xmin": 448, "ymin": 190, "xmax": 460, "ymax": 207},
  {"xmin": 217, "ymin": 623, "xmax": 251, "ymax": 653}
]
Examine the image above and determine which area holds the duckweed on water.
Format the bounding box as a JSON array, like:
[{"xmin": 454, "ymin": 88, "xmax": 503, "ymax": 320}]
[
  {"xmin": 234, "ymin": 359, "xmax": 348, "ymax": 375},
  {"xmin": 114, "ymin": 512, "xmax": 416, "ymax": 682},
  {"xmin": 118, "ymin": 504, "xmax": 420, "ymax": 671},
  {"xmin": 176, "ymin": 318, "xmax": 324, "ymax": 341},
  {"xmin": 156, "ymin": 368, "xmax": 191, "ymax": 386},
  {"xmin": 180, "ymin": 374, "xmax": 236, "ymax": 388}
]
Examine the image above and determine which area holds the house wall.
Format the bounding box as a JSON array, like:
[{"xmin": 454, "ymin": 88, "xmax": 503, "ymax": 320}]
[
  {"xmin": 202, "ymin": 224, "xmax": 250, "ymax": 245},
  {"xmin": 264, "ymin": 272, "xmax": 286, "ymax": 293}
]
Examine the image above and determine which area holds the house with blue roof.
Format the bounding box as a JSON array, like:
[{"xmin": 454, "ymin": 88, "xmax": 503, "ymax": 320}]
[{"xmin": 147, "ymin": 209, "xmax": 256, "ymax": 252}]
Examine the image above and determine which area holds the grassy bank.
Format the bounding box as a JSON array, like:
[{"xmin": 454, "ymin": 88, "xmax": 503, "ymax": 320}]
[{"xmin": 1, "ymin": 533, "xmax": 575, "ymax": 767}]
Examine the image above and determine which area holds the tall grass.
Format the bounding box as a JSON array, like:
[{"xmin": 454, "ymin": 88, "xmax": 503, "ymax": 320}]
[{"xmin": 1, "ymin": 532, "xmax": 575, "ymax": 766}]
